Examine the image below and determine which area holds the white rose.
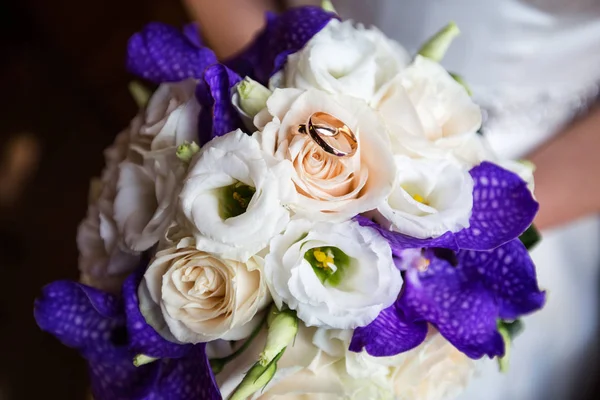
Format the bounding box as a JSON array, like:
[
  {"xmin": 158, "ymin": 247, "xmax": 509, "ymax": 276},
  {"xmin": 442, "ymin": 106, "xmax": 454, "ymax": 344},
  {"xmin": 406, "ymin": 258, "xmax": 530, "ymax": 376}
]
[
  {"xmin": 374, "ymin": 56, "xmax": 483, "ymax": 165},
  {"xmin": 139, "ymin": 237, "xmax": 270, "ymax": 343},
  {"xmin": 114, "ymin": 80, "xmax": 200, "ymax": 252},
  {"xmin": 265, "ymin": 219, "xmax": 402, "ymax": 329},
  {"xmin": 77, "ymin": 123, "xmax": 144, "ymax": 293},
  {"xmin": 180, "ymin": 129, "xmax": 295, "ymax": 262},
  {"xmin": 389, "ymin": 333, "xmax": 477, "ymax": 400},
  {"xmin": 281, "ymin": 19, "xmax": 410, "ymax": 102},
  {"xmin": 376, "ymin": 156, "xmax": 474, "ymax": 239},
  {"xmin": 313, "ymin": 328, "xmax": 476, "ymax": 400},
  {"xmin": 254, "ymin": 88, "xmax": 396, "ymax": 222}
]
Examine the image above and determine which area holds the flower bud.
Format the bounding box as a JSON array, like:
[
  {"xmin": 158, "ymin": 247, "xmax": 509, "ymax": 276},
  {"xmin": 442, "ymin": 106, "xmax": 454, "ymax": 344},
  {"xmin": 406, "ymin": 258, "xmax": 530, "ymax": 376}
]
[
  {"xmin": 128, "ymin": 81, "xmax": 152, "ymax": 108},
  {"xmin": 259, "ymin": 306, "xmax": 298, "ymax": 366},
  {"xmin": 133, "ymin": 354, "xmax": 158, "ymax": 367},
  {"xmin": 321, "ymin": 0, "xmax": 337, "ymax": 13},
  {"xmin": 236, "ymin": 77, "xmax": 272, "ymax": 117},
  {"xmin": 418, "ymin": 22, "xmax": 460, "ymax": 62},
  {"xmin": 176, "ymin": 141, "xmax": 200, "ymax": 163},
  {"xmin": 229, "ymin": 350, "xmax": 284, "ymax": 400}
]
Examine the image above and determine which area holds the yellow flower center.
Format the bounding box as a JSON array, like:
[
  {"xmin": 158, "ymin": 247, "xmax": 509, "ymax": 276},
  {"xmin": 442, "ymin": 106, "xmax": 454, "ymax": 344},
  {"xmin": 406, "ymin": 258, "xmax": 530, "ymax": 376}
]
[
  {"xmin": 412, "ymin": 193, "xmax": 429, "ymax": 205},
  {"xmin": 312, "ymin": 248, "xmax": 335, "ymax": 271}
]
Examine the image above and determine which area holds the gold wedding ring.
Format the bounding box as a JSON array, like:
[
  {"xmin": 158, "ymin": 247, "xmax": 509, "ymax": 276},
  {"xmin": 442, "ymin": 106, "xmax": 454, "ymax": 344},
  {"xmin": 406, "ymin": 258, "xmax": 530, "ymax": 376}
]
[{"xmin": 298, "ymin": 112, "xmax": 358, "ymax": 157}]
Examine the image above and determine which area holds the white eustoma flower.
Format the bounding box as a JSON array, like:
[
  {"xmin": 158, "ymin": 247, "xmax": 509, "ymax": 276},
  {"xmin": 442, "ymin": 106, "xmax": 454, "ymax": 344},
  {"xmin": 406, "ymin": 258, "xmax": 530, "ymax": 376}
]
[
  {"xmin": 265, "ymin": 219, "xmax": 402, "ymax": 330},
  {"xmin": 77, "ymin": 122, "xmax": 144, "ymax": 293},
  {"xmin": 254, "ymin": 88, "xmax": 396, "ymax": 222},
  {"xmin": 114, "ymin": 79, "xmax": 200, "ymax": 252},
  {"xmin": 139, "ymin": 237, "xmax": 270, "ymax": 343},
  {"xmin": 282, "ymin": 19, "xmax": 410, "ymax": 103},
  {"xmin": 180, "ymin": 129, "xmax": 295, "ymax": 262},
  {"xmin": 376, "ymin": 156, "xmax": 474, "ymax": 239},
  {"xmin": 373, "ymin": 56, "xmax": 483, "ymax": 165}
]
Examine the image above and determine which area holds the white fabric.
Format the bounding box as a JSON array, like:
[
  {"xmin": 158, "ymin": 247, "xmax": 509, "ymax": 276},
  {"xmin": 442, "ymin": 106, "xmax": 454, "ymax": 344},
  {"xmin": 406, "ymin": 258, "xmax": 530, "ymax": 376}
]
[{"xmin": 330, "ymin": 1, "xmax": 600, "ymax": 399}]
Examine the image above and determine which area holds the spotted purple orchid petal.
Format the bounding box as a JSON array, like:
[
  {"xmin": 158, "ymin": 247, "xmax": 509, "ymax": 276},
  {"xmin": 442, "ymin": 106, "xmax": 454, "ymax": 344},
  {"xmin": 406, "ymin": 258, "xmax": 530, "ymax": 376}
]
[
  {"xmin": 124, "ymin": 267, "xmax": 193, "ymax": 359},
  {"xmin": 151, "ymin": 345, "xmax": 222, "ymax": 400},
  {"xmin": 349, "ymin": 303, "xmax": 428, "ymax": 357},
  {"xmin": 127, "ymin": 22, "xmax": 217, "ymax": 83},
  {"xmin": 89, "ymin": 357, "xmax": 159, "ymax": 400},
  {"xmin": 399, "ymin": 253, "xmax": 505, "ymax": 359},
  {"xmin": 34, "ymin": 281, "xmax": 128, "ymax": 362},
  {"xmin": 196, "ymin": 64, "xmax": 243, "ymax": 145},
  {"xmin": 354, "ymin": 216, "xmax": 460, "ymax": 256},
  {"xmin": 182, "ymin": 23, "xmax": 203, "ymax": 48},
  {"xmin": 226, "ymin": 7, "xmax": 337, "ymax": 83},
  {"xmin": 460, "ymin": 239, "xmax": 546, "ymax": 320},
  {"xmin": 454, "ymin": 162, "xmax": 539, "ymax": 250},
  {"xmin": 356, "ymin": 162, "xmax": 538, "ymax": 254}
]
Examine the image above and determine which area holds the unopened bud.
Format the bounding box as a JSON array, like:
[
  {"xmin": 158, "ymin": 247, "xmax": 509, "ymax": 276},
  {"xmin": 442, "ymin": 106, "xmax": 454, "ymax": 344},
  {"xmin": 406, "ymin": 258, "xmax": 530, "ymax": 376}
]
[
  {"xmin": 236, "ymin": 77, "xmax": 272, "ymax": 117},
  {"xmin": 259, "ymin": 306, "xmax": 298, "ymax": 366},
  {"xmin": 176, "ymin": 141, "xmax": 200, "ymax": 163},
  {"xmin": 133, "ymin": 354, "xmax": 158, "ymax": 367},
  {"xmin": 418, "ymin": 22, "xmax": 460, "ymax": 62},
  {"xmin": 229, "ymin": 350, "xmax": 284, "ymax": 400}
]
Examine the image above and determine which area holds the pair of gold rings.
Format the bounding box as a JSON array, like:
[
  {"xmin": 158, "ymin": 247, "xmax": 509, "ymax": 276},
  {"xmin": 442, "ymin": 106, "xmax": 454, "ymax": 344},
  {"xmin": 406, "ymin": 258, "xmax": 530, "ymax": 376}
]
[{"xmin": 298, "ymin": 112, "xmax": 358, "ymax": 157}]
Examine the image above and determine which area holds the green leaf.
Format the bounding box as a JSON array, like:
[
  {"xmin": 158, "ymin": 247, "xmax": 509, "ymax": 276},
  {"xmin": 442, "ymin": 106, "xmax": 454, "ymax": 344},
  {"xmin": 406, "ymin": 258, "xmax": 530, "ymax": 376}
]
[{"xmin": 519, "ymin": 225, "xmax": 541, "ymax": 250}]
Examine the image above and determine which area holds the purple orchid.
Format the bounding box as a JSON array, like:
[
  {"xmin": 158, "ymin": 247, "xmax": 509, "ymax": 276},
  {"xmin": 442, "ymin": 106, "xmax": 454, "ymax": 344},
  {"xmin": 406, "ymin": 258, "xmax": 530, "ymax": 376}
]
[
  {"xmin": 350, "ymin": 162, "xmax": 545, "ymax": 359},
  {"xmin": 34, "ymin": 273, "xmax": 221, "ymax": 400},
  {"xmin": 195, "ymin": 64, "xmax": 243, "ymax": 145},
  {"xmin": 127, "ymin": 23, "xmax": 217, "ymax": 84},
  {"xmin": 226, "ymin": 6, "xmax": 337, "ymax": 84}
]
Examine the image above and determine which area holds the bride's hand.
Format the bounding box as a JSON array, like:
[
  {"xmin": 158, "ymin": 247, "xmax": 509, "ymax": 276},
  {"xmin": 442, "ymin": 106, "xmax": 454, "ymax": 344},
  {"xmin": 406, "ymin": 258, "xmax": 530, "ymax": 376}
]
[
  {"xmin": 529, "ymin": 106, "xmax": 600, "ymax": 230},
  {"xmin": 182, "ymin": 0, "xmax": 278, "ymax": 59}
]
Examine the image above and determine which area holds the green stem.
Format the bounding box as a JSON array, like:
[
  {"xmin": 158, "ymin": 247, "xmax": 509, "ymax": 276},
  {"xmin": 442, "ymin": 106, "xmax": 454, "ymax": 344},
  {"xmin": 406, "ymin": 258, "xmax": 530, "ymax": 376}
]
[{"xmin": 210, "ymin": 313, "xmax": 267, "ymax": 374}]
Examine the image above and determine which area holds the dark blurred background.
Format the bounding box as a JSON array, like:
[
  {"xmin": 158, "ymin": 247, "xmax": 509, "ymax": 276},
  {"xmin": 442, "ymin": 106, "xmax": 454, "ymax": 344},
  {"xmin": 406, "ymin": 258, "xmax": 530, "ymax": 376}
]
[
  {"xmin": 0, "ymin": 1, "xmax": 188, "ymax": 398},
  {"xmin": 0, "ymin": 0, "xmax": 598, "ymax": 399}
]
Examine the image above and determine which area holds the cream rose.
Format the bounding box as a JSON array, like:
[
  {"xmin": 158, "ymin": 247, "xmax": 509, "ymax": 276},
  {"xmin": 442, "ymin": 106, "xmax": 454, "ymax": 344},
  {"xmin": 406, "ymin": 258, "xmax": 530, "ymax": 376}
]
[
  {"xmin": 265, "ymin": 219, "xmax": 402, "ymax": 329},
  {"xmin": 114, "ymin": 79, "xmax": 200, "ymax": 252},
  {"xmin": 180, "ymin": 129, "xmax": 295, "ymax": 262},
  {"xmin": 139, "ymin": 237, "xmax": 270, "ymax": 343},
  {"xmin": 254, "ymin": 88, "xmax": 396, "ymax": 221},
  {"xmin": 373, "ymin": 56, "xmax": 483, "ymax": 165},
  {"xmin": 281, "ymin": 19, "xmax": 410, "ymax": 102}
]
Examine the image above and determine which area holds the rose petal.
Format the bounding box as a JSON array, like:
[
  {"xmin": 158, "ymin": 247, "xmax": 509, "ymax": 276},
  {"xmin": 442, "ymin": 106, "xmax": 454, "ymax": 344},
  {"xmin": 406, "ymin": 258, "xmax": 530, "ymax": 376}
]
[
  {"xmin": 124, "ymin": 266, "xmax": 193, "ymax": 359},
  {"xmin": 349, "ymin": 304, "xmax": 428, "ymax": 357},
  {"xmin": 127, "ymin": 22, "xmax": 217, "ymax": 83}
]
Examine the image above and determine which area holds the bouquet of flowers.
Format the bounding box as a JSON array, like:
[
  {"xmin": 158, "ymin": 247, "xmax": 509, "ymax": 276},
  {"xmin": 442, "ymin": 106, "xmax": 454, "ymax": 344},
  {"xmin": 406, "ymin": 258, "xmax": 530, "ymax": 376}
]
[{"xmin": 34, "ymin": 2, "xmax": 545, "ymax": 399}]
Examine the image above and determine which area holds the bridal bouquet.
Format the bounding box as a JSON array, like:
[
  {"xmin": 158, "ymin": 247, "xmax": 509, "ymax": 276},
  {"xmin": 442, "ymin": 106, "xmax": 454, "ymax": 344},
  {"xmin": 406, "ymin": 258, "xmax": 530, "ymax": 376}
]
[{"xmin": 35, "ymin": 3, "xmax": 545, "ymax": 399}]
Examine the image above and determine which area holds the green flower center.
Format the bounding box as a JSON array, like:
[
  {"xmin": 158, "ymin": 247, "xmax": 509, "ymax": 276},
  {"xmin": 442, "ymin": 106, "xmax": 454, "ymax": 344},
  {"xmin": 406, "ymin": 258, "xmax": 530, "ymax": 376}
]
[
  {"xmin": 304, "ymin": 246, "xmax": 351, "ymax": 287},
  {"xmin": 218, "ymin": 181, "xmax": 256, "ymax": 220}
]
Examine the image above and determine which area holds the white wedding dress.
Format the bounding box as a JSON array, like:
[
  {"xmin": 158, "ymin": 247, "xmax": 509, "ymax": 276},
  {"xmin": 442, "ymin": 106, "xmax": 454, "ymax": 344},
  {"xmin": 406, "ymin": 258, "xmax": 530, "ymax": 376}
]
[{"xmin": 329, "ymin": 1, "xmax": 600, "ymax": 399}]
